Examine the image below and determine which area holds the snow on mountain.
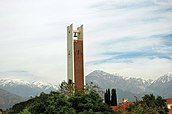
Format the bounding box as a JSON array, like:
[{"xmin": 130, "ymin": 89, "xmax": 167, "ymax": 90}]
[
  {"xmin": 148, "ymin": 72, "xmax": 172, "ymax": 98},
  {"xmin": 86, "ymin": 70, "xmax": 151, "ymax": 94},
  {"xmin": 1, "ymin": 70, "xmax": 171, "ymax": 99},
  {"xmin": 146, "ymin": 79, "xmax": 154, "ymax": 85},
  {"xmin": 153, "ymin": 72, "xmax": 172, "ymax": 84},
  {"xmin": 0, "ymin": 78, "xmax": 30, "ymax": 87},
  {"xmin": 86, "ymin": 70, "xmax": 172, "ymax": 100},
  {"xmin": 32, "ymin": 81, "xmax": 58, "ymax": 90},
  {"xmin": 0, "ymin": 78, "xmax": 58, "ymax": 97},
  {"xmin": 121, "ymin": 76, "xmax": 130, "ymax": 80},
  {"xmin": 88, "ymin": 70, "xmax": 152, "ymax": 86},
  {"xmin": 0, "ymin": 78, "xmax": 58, "ymax": 90}
]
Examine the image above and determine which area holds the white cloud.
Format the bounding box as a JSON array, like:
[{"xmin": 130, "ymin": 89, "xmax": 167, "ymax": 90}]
[
  {"xmin": 0, "ymin": 0, "xmax": 172, "ymax": 84},
  {"xmin": 86, "ymin": 58, "xmax": 172, "ymax": 80}
]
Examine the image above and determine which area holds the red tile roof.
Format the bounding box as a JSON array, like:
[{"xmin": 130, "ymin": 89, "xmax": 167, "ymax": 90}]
[
  {"xmin": 111, "ymin": 102, "xmax": 134, "ymax": 111},
  {"xmin": 166, "ymin": 98, "xmax": 172, "ymax": 104}
]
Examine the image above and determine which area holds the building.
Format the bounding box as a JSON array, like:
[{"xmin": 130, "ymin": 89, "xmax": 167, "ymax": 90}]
[
  {"xmin": 166, "ymin": 98, "xmax": 172, "ymax": 114},
  {"xmin": 111, "ymin": 102, "xmax": 134, "ymax": 113},
  {"xmin": 112, "ymin": 98, "xmax": 172, "ymax": 114},
  {"xmin": 0, "ymin": 109, "xmax": 3, "ymax": 114},
  {"xmin": 67, "ymin": 24, "xmax": 84, "ymax": 91}
]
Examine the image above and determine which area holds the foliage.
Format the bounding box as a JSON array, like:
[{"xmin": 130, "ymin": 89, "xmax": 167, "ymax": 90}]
[
  {"xmin": 5, "ymin": 81, "xmax": 116, "ymax": 114},
  {"xmin": 104, "ymin": 89, "xmax": 111, "ymax": 105},
  {"xmin": 68, "ymin": 91, "xmax": 115, "ymax": 114},
  {"xmin": 59, "ymin": 79, "xmax": 75, "ymax": 96},
  {"xmin": 111, "ymin": 89, "xmax": 117, "ymax": 106},
  {"xmin": 20, "ymin": 108, "xmax": 31, "ymax": 114},
  {"xmin": 104, "ymin": 88, "xmax": 117, "ymax": 106},
  {"xmin": 85, "ymin": 82, "xmax": 104, "ymax": 98},
  {"xmin": 126, "ymin": 94, "xmax": 169, "ymax": 114}
]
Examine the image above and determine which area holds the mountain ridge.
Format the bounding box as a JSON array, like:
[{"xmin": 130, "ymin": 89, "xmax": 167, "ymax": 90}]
[
  {"xmin": 86, "ymin": 70, "xmax": 172, "ymax": 101},
  {"xmin": 87, "ymin": 70, "xmax": 172, "ymax": 85},
  {"xmin": 0, "ymin": 70, "xmax": 171, "ymax": 102}
]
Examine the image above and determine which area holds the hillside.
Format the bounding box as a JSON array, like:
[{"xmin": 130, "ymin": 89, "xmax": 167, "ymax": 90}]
[
  {"xmin": 0, "ymin": 88, "xmax": 23, "ymax": 110},
  {"xmin": 149, "ymin": 72, "xmax": 172, "ymax": 97}
]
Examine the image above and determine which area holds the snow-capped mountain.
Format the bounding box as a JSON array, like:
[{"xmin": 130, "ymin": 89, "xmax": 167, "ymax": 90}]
[
  {"xmin": 152, "ymin": 72, "xmax": 172, "ymax": 84},
  {"xmin": 0, "ymin": 78, "xmax": 30, "ymax": 86},
  {"xmin": 148, "ymin": 72, "xmax": 172, "ymax": 97},
  {"xmin": 86, "ymin": 70, "xmax": 152, "ymax": 93},
  {"xmin": 31, "ymin": 81, "xmax": 58, "ymax": 90},
  {"xmin": 0, "ymin": 78, "xmax": 58, "ymax": 98},
  {"xmin": 0, "ymin": 78, "xmax": 58, "ymax": 90},
  {"xmin": 0, "ymin": 70, "xmax": 171, "ymax": 101},
  {"xmin": 86, "ymin": 70, "xmax": 172, "ymax": 101}
]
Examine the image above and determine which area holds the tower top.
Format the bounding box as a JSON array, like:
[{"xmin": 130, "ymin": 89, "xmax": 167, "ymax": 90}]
[
  {"xmin": 67, "ymin": 24, "xmax": 84, "ymax": 83},
  {"xmin": 67, "ymin": 24, "xmax": 83, "ymax": 40}
]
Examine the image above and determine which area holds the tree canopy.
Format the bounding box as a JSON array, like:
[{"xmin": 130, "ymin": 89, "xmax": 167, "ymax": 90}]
[
  {"xmin": 5, "ymin": 81, "xmax": 116, "ymax": 114},
  {"xmin": 126, "ymin": 94, "xmax": 169, "ymax": 114},
  {"xmin": 5, "ymin": 81, "xmax": 169, "ymax": 114}
]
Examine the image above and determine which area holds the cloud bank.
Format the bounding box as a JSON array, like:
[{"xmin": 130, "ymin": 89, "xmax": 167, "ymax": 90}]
[{"xmin": 0, "ymin": 0, "xmax": 172, "ymax": 84}]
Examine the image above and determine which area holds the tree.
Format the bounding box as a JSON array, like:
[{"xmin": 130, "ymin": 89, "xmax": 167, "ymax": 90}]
[
  {"xmin": 104, "ymin": 88, "xmax": 117, "ymax": 106},
  {"xmin": 85, "ymin": 82, "xmax": 104, "ymax": 98},
  {"xmin": 127, "ymin": 94, "xmax": 169, "ymax": 114},
  {"xmin": 20, "ymin": 109, "xmax": 31, "ymax": 114},
  {"xmin": 111, "ymin": 89, "xmax": 117, "ymax": 106},
  {"xmin": 104, "ymin": 89, "xmax": 111, "ymax": 105},
  {"xmin": 59, "ymin": 79, "xmax": 75, "ymax": 96},
  {"xmin": 107, "ymin": 89, "xmax": 111, "ymax": 104},
  {"xmin": 68, "ymin": 91, "xmax": 116, "ymax": 113},
  {"xmin": 104, "ymin": 89, "xmax": 108, "ymax": 104}
]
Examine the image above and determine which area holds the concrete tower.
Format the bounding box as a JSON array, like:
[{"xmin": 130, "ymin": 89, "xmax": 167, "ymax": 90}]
[{"xmin": 67, "ymin": 24, "xmax": 84, "ymax": 91}]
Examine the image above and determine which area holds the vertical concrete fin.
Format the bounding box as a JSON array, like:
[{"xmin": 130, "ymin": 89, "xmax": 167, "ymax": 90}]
[
  {"xmin": 77, "ymin": 25, "xmax": 83, "ymax": 40},
  {"xmin": 67, "ymin": 24, "xmax": 74, "ymax": 82}
]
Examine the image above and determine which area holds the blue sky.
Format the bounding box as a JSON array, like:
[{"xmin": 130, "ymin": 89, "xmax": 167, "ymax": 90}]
[{"xmin": 0, "ymin": 0, "xmax": 172, "ymax": 84}]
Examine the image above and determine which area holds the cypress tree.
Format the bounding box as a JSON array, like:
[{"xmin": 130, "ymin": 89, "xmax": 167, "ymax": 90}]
[
  {"xmin": 111, "ymin": 88, "xmax": 117, "ymax": 106},
  {"xmin": 104, "ymin": 89, "xmax": 108, "ymax": 104},
  {"xmin": 107, "ymin": 88, "xmax": 111, "ymax": 105}
]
